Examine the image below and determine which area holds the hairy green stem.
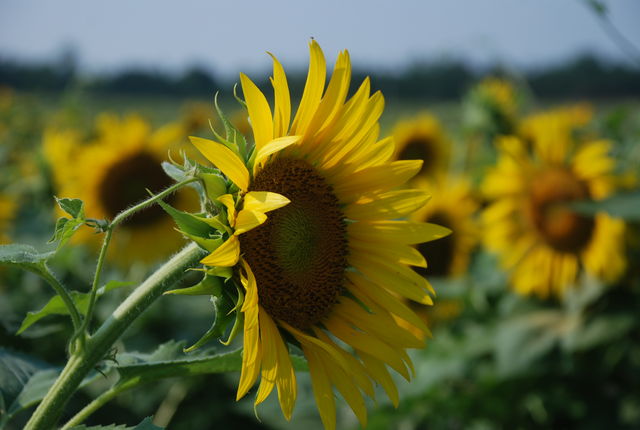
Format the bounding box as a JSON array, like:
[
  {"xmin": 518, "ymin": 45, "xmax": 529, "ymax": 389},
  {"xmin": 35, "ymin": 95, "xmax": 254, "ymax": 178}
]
[
  {"xmin": 23, "ymin": 242, "xmax": 206, "ymax": 430},
  {"xmin": 60, "ymin": 379, "xmax": 138, "ymax": 429},
  {"xmin": 39, "ymin": 264, "xmax": 82, "ymax": 334},
  {"xmin": 80, "ymin": 177, "xmax": 199, "ymax": 337}
]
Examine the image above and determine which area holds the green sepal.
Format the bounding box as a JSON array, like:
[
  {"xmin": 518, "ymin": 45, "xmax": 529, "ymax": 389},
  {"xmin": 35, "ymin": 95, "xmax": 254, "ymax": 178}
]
[
  {"xmin": 184, "ymin": 282, "xmax": 242, "ymax": 352},
  {"xmin": 220, "ymin": 283, "xmax": 244, "ymax": 346},
  {"xmin": 180, "ymin": 230, "xmax": 223, "ymax": 252},
  {"xmin": 157, "ymin": 200, "xmax": 213, "ymax": 238},
  {"xmin": 214, "ymin": 92, "xmax": 248, "ymax": 159},
  {"xmin": 198, "ymin": 171, "xmax": 228, "ymax": 201},
  {"xmin": 206, "ymin": 266, "xmax": 234, "ymax": 281},
  {"xmin": 164, "ymin": 273, "xmax": 223, "ymax": 296},
  {"xmin": 17, "ymin": 281, "xmax": 132, "ymax": 334}
]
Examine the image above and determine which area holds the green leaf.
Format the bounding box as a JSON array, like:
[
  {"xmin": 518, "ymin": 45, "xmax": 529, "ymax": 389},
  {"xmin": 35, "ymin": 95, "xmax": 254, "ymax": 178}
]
[
  {"xmin": 495, "ymin": 310, "xmax": 567, "ymax": 376},
  {"xmin": 157, "ymin": 200, "xmax": 213, "ymax": 238},
  {"xmin": 48, "ymin": 216, "xmax": 85, "ymax": 249},
  {"xmin": 55, "ymin": 197, "xmax": 85, "ymax": 219},
  {"xmin": 68, "ymin": 416, "xmax": 163, "ymax": 430},
  {"xmin": 117, "ymin": 345, "xmax": 307, "ymax": 383},
  {"xmin": 17, "ymin": 281, "xmax": 132, "ymax": 334},
  {"xmin": 214, "ymin": 92, "xmax": 247, "ymax": 157},
  {"xmin": 0, "ymin": 348, "xmax": 51, "ymax": 416},
  {"xmin": 7, "ymin": 369, "xmax": 59, "ymax": 416},
  {"xmin": 571, "ymin": 191, "xmax": 640, "ymax": 221},
  {"xmin": 0, "ymin": 244, "xmax": 53, "ymax": 271}
]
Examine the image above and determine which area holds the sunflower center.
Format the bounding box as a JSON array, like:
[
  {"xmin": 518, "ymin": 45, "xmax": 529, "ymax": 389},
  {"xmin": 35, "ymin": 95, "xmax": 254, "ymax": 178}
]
[
  {"xmin": 416, "ymin": 211, "xmax": 455, "ymax": 277},
  {"xmin": 98, "ymin": 151, "xmax": 175, "ymax": 226},
  {"xmin": 399, "ymin": 137, "xmax": 436, "ymax": 175},
  {"xmin": 239, "ymin": 157, "xmax": 348, "ymax": 330},
  {"xmin": 527, "ymin": 167, "xmax": 595, "ymax": 253}
]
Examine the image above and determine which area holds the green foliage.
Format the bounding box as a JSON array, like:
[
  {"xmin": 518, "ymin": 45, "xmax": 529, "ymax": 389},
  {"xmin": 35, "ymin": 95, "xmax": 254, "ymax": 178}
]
[
  {"xmin": 17, "ymin": 281, "xmax": 132, "ymax": 334},
  {"xmin": 0, "ymin": 244, "xmax": 54, "ymax": 272},
  {"xmin": 68, "ymin": 416, "xmax": 162, "ymax": 430},
  {"xmin": 572, "ymin": 191, "xmax": 640, "ymax": 221}
]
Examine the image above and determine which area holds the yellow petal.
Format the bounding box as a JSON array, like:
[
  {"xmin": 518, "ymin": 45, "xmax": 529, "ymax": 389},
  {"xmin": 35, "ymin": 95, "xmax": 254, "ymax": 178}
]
[
  {"xmin": 345, "ymin": 190, "xmax": 430, "ymax": 221},
  {"xmin": 359, "ymin": 352, "xmax": 399, "ymax": 407},
  {"xmin": 269, "ymin": 53, "xmax": 291, "ymax": 138},
  {"xmin": 303, "ymin": 345, "xmax": 337, "ymax": 430},
  {"xmin": 291, "ymin": 40, "xmax": 326, "ymax": 135},
  {"xmin": 200, "ymin": 235, "xmax": 240, "ymax": 267},
  {"xmin": 190, "ymin": 136, "xmax": 249, "ymax": 191},
  {"xmin": 240, "ymin": 73, "xmax": 273, "ymax": 150},
  {"xmin": 217, "ymin": 194, "xmax": 236, "ymax": 226},
  {"xmin": 347, "ymin": 272, "xmax": 429, "ymax": 334},
  {"xmin": 234, "ymin": 210, "xmax": 268, "ymax": 235},
  {"xmin": 237, "ymin": 261, "xmax": 261, "ymax": 400},
  {"xmin": 253, "ymin": 135, "xmax": 301, "ymax": 174},
  {"xmin": 349, "ymin": 220, "xmax": 451, "ymax": 245},
  {"xmin": 333, "ymin": 160, "xmax": 422, "ymax": 201},
  {"xmin": 324, "ymin": 316, "xmax": 410, "ymax": 380},
  {"xmin": 350, "ymin": 252, "xmax": 433, "ymax": 305},
  {"xmin": 243, "ymin": 191, "xmax": 290, "ymax": 213},
  {"xmin": 255, "ymin": 308, "xmax": 278, "ymax": 405}
]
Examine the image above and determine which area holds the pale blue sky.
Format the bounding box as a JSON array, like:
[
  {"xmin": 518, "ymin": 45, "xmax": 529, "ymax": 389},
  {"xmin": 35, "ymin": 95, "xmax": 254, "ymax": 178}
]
[{"xmin": 1, "ymin": 0, "xmax": 639, "ymax": 77}]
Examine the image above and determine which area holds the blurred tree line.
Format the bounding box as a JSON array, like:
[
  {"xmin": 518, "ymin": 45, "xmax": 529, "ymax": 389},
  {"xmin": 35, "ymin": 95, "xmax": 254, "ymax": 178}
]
[{"xmin": 1, "ymin": 53, "xmax": 639, "ymax": 100}]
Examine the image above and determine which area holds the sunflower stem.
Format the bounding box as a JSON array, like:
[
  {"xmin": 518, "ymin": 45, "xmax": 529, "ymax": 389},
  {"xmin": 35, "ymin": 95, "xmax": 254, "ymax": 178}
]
[
  {"xmin": 38, "ymin": 263, "xmax": 83, "ymax": 349},
  {"xmin": 80, "ymin": 177, "xmax": 199, "ymax": 337},
  {"xmin": 23, "ymin": 242, "xmax": 207, "ymax": 430},
  {"xmin": 60, "ymin": 379, "xmax": 138, "ymax": 429}
]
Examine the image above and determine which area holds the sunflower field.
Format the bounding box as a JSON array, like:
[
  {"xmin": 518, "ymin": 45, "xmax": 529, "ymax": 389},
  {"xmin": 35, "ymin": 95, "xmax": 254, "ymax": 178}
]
[{"xmin": 1, "ymin": 39, "xmax": 640, "ymax": 430}]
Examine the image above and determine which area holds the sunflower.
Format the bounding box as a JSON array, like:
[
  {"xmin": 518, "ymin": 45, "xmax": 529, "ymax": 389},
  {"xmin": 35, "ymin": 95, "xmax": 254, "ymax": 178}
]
[
  {"xmin": 0, "ymin": 194, "xmax": 16, "ymax": 244},
  {"xmin": 519, "ymin": 103, "xmax": 593, "ymax": 148},
  {"xmin": 44, "ymin": 114, "xmax": 197, "ymax": 264},
  {"xmin": 189, "ymin": 41, "xmax": 450, "ymax": 429},
  {"xmin": 392, "ymin": 112, "xmax": 450, "ymax": 178},
  {"xmin": 410, "ymin": 175, "xmax": 478, "ymax": 278},
  {"xmin": 465, "ymin": 77, "xmax": 518, "ymax": 137},
  {"xmin": 482, "ymin": 129, "xmax": 626, "ymax": 298}
]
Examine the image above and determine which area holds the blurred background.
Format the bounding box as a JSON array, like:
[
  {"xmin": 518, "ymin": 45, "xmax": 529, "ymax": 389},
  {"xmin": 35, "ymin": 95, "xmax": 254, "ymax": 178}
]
[{"xmin": 1, "ymin": 1, "xmax": 639, "ymax": 429}]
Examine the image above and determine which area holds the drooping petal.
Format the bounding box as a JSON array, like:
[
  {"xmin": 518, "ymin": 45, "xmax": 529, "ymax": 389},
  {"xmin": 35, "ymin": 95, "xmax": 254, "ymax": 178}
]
[
  {"xmin": 190, "ymin": 136, "xmax": 250, "ymax": 191},
  {"xmin": 253, "ymin": 136, "xmax": 301, "ymax": 173},
  {"xmin": 200, "ymin": 235, "xmax": 240, "ymax": 267},
  {"xmin": 243, "ymin": 191, "xmax": 291, "ymax": 213},
  {"xmin": 234, "ymin": 210, "xmax": 268, "ymax": 235}
]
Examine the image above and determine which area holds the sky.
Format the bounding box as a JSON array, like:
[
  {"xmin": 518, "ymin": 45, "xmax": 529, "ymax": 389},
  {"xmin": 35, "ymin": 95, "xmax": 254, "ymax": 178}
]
[{"xmin": 1, "ymin": 0, "xmax": 639, "ymax": 78}]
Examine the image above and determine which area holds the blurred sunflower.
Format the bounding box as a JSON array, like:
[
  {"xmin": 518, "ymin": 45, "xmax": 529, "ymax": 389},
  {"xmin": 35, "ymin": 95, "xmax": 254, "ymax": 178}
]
[
  {"xmin": 190, "ymin": 41, "xmax": 450, "ymax": 429},
  {"xmin": 482, "ymin": 131, "xmax": 626, "ymax": 298},
  {"xmin": 180, "ymin": 101, "xmax": 214, "ymax": 134},
  {"xmin": 465, "ymin": 77, "xmax": 518, "ymax": 136},
  {"xmin": 0, "ymin": 194, "xmax": 16, "ymax": 244},
  {"xmin": 410, "ymin": 175, "xmax": 478, "ymax": 278},
  {"xmin": 392, "ymin": 112, "xmax": 450, "ymax": 178},
  {"xmin": 44, "ymin": 114, "xmax": 197, "ymax": 264},
  {"xmin": 519, "ymin": 103, "xmax": 593, "ymax": 147}
]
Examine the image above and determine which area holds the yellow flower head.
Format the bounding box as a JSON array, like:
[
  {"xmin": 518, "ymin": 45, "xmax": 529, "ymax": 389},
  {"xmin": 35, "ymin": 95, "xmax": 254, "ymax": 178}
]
[
  {"xmin": 0, "ymin": 194, "xmax": 17, "ymax": 244},
  {"xmin": 392, "ymin": 112, "xmax": 450, "ymax": 179},
  {"xmin": 519, "ymin": 103, "xmax": 593, "ymax": 147},
  {"xmin": 466, "ymin": 77, "xmax": 519, "ymax": 136},
  {"xmin": 44, "ymin": 114, "xmax": 198, "ymax": 264},
  {"xmin": 482, "ymin": 119, "xmax": 626, "ymax": 298},
  {"xmin": 410, "ymin": 175, "xmax": 479, "ymax": 278},
  {"xmin": 190, "ymin": 41, "xmax": 450, "ymax": 429}
]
